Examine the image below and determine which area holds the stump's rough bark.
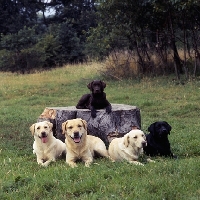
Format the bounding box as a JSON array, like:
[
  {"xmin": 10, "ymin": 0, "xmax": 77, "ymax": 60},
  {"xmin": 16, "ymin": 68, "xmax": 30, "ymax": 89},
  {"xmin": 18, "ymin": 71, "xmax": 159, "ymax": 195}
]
[{"xmin": 38, "ymin": 104, "xmax": 141, "ymax": 146}]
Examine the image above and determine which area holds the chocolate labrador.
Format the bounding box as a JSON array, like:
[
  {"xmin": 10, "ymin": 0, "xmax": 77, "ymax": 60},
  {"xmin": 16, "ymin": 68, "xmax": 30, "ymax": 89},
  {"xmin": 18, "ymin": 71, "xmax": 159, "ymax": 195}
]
[{"xmin": 76, "ymin": 80, "xmax": 112, "ymax": 118}]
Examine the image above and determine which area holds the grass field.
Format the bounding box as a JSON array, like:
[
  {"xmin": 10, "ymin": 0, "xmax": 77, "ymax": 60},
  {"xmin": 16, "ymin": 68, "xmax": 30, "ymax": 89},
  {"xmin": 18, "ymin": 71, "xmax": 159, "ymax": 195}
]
[{"xmin": 0, "ymin": 63, "xmax": 200, "ymax": 199}]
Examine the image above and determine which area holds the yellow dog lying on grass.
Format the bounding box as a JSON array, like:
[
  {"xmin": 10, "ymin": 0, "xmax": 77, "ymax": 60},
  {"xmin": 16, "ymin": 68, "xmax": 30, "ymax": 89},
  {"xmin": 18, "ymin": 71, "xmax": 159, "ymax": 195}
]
[
  {"xmin": 108, "ymin": 129, "xmax": 149, "ymax": 166},
  {"xmin": 62, "ymin": 118, "xmax": 109, "ymax": 168},
  {"xmin": 30, "ymin": 121, "xmax": 66, "ymax": 167}
]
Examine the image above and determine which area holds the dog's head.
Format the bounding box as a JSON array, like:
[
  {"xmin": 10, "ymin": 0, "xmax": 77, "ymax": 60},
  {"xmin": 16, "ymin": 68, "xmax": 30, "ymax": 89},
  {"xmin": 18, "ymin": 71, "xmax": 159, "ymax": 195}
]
[
  {"xmin": 87, "ymin": 80, "xmax": 106, "ymax": 94},
  {"xmin": 62, "ymin": 118, "xmax": 87, "ymax": 144},
  {"xmin": 124, "ymin": 130, "xmax": 147, "ymax": 149},
  {"xmin": 148, "ymin": 121, "xmax": 172, "ymax": 139},
  {"xmin": 30, "ymin": 121, "xmax": 53, "ymax": 143}
]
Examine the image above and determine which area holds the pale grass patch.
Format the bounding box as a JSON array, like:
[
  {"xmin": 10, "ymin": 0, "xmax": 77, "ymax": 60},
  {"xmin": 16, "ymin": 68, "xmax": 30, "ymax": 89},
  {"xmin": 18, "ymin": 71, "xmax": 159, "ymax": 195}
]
[
  {"xmin": 0, "ymin": 63, "xmax": 100, "ymax": 100},
  {"xmin": 0, "ymin": 63, "xmax": 99, "ymax": 87}
]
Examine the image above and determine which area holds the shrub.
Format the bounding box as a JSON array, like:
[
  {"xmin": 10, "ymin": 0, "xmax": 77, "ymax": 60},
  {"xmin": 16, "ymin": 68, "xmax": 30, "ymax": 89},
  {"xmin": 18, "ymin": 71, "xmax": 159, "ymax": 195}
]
[
  {"xmin": 0, "ymin": 47, "xmax": 46, "ymax": 73},
  {"xmin": 103, "ymin": 50, "xmax": 139, "ymax": 80},
  {"xmin": 102, "ymin": 49, "xmax": 180, "ymax": 79},
  {"xmin": 0, "ymin": 49, "xmax": 14, "ymax": 71}
]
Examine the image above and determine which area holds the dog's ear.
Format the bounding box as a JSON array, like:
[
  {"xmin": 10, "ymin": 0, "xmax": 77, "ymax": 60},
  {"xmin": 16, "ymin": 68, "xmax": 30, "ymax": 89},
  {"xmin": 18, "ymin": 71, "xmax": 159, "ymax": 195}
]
[
  {"xmin": 100, "ymin": 81, "xmax": 106, "ymax": 89},
  {"xmin": 62, "ymin": 121, "xmax": 68, "ymax": 134},
  {"xmin": 87, "ymin": 81, "xmax": 93, "ymax": 91},
  {"xmin": 124, "ymin": 134, "xmax": 130, "ymax": 147},
  {"xmin": 46, "ymin": 121, "xmax": 53, "ymax": 130},
  {"xmin": 148, "ymin": 123, "xmax": 156, "ymax": 135},
  {"xmin": 48, "ymin": 109, "xmax": 56, "ymax": 119},
  {"xmin": 30, "ymin": 124, "xmax": 36, "ymax": 135},
  {"xmin": 163, "ymin": 121, "xmax": 172, "ymax": 134},
  {"xmin": 81, "ymin": 119, "xmax": 87, "ymax": 130}
]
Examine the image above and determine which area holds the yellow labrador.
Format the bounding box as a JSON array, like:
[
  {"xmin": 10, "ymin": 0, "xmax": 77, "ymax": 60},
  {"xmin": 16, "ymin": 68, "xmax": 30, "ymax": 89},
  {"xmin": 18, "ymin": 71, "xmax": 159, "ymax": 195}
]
[
  {"xmin": 108, "ymin": 130, "xmax": 147, "ymax": 166},
  {"xmin": 62, "ymin": 118, "xmax": 109, "ymax": 168},
  {"xmin": 30, "ymin": 121, "xmax": 66, "ymax": 167}
]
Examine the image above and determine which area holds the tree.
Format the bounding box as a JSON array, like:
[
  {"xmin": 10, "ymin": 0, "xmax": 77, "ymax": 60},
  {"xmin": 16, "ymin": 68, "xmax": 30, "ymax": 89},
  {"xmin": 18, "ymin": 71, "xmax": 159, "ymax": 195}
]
[
  {"xmin": 0, "ymin": 0, "xmax": 41, "ymax": 35},
  {"xmin": 0, "ymin": 0, "xmax": 98, "ymax": 72},
  {"xmin": 88, "ymin": 0, "xmax": 200, "ymax": 79}
]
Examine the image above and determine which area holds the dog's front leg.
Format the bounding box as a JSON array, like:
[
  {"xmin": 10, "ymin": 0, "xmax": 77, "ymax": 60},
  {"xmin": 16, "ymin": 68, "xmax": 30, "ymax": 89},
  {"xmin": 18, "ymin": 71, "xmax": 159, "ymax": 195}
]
[
  {"xmin": 106, "ymin": 104, "xmax": 112, "ymax": 114},
  {"xmin": 36, "ymin": 154, "xmax": 45, "ymax": 165},
  {"xmin": 90, "ymin": 106, "xmax": 97, "ymax": 118},
  {"xmin": 37, "ymin": 157, "xmax": 44, "ymax": 165},
  {"xmin": 82, "ymin": 153, "xmax": 93, "ymax": 167},
  {"xmin": 66, "ymin": 155, "xmax": 77, "ymax": 168},
  {"xmin": 84, "ymin": 157, "xmax": 93, "ymax": 167}
]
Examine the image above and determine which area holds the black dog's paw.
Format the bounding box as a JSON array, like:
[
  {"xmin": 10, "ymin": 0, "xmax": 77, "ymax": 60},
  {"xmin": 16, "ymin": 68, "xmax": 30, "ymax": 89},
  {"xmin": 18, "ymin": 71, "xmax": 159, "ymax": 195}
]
[
  {"xmin": 106, "ymin": 106, "xmax": 112, "ymax": 114},
  {"xmin": 91, "ymin": 110, "xmax": 97, "ymax": 118}
]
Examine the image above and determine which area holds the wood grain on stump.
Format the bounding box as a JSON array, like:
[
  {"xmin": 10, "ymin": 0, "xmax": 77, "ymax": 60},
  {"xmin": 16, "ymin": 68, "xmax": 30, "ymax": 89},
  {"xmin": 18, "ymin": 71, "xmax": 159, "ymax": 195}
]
[{"xmin": 37, "ymin": 104, "xmax": 141, "ymax": 146}]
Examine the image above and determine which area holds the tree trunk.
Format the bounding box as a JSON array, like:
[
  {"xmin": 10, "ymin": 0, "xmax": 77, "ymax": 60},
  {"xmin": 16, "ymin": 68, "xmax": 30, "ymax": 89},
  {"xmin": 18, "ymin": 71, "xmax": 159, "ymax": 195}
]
[
  {"xmin": 37, "ymin": 104, "xmax": 141, "ymax": 146},
  {"xmin": 168, "ymin": 9, "xmax": 183, "ymax": 79}
]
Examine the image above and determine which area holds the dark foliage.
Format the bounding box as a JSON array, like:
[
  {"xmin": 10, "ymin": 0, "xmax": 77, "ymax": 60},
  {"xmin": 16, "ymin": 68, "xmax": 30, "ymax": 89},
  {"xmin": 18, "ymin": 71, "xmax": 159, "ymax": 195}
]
[{"xmin": 0, "ymin": 0, "xmax": 200, "ymax": 79}]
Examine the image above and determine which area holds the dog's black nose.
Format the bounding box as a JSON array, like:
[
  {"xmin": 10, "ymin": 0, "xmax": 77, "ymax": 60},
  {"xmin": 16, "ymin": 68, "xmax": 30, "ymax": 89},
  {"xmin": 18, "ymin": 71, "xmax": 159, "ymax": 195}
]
[
  {"xmin": 41, "ymin": 132, "xmax": 46, "ymax": 137},
  {"xmin": 74, "ymin": 131, "xmax": 79, "ymax": 138},
  {"xmin": 94, "ymin": 89, "xmax": 100, "ymax": 93},
  {"xmin": 162, "ymin": 129, "xmax": 167, "ymax": 133}
]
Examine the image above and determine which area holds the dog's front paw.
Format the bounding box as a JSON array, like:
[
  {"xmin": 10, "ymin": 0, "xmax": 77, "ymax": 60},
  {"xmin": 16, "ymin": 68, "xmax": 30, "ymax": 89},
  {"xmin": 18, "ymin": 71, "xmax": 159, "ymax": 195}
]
[
  {"xmin": 129, "ymin": 161, "xmax": 144, "ymax": 166},
  {"xmin": 68, "ymin": 162, "xmax": 77, "ymax": 168},
  {"xmin": 41, "ymin": 162, "xmax": 50, "ymax": 167},
  {"xmin": 91, "ymin": 110, "xmax": 96, "ymax": 118},
  {"xmin": 37, "ymin": 159, "xmax": 44, "ymax": 165},
  {"xmin": 173, "ymin": 154, "xmax": 178, "ymax": 159},
  {"xmin": 85, "ymin": 161, "xmax": 92, "ymax": 167},
  {"xmin": 106, "ymin": 106, "xmax": 112, "ymax": 114},
  {"xmin": 147, "ymin": 158, "xmax": 156, "ymax": 163}
]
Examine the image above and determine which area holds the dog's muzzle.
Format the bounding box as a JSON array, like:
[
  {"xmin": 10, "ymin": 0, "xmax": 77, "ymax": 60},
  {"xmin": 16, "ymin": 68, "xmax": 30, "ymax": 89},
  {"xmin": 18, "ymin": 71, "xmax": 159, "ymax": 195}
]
[
  {"xmin": 39, "ymin": 132, "xmax": 48, "ymax": 143},
  {"xmin": 70, "ymin": 131, "xmax": 82, "ymax": 143},
  {"xmin": 93, "ymin": 87, "xmax": 101, "ymax": 93},
  {"xmin": 159, "ymin": 129, "xmax": 169, "ymax": 138}
]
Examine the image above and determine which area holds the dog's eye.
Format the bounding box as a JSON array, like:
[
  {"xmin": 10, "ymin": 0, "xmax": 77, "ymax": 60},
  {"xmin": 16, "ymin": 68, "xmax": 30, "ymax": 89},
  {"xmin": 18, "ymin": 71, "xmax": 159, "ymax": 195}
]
[
  {"xmin": 36, "ymin": 127, "xmax": 40, "ymax": 130},
  {"xmin": 44, "ymin": 126, "xmax": 48, "ymax": 129},
  {"xmin": 133, "ymin": 136, "xmax": 137, "ymax": 139},
  {"xmin": 68, "ymin": 126, "xmax": 73, "ymax": 129},
  {"xmin": 78, "ymin": 124, "xmax": 82, "ymax": 128},
  {"xmin": 156, "ymin": 124, "xmax": 161, "ymax": 128}
]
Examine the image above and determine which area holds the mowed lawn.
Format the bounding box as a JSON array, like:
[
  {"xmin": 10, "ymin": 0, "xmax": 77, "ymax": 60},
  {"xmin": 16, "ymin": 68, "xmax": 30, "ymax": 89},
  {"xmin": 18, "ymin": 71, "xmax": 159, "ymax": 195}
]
[{"xmin": 0, "ymin": 63, "xmax": 200, "ymax": 199}]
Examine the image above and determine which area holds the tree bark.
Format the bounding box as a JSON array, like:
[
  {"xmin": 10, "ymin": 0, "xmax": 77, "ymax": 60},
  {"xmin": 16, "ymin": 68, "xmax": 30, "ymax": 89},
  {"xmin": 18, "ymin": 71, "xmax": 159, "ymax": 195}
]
[{"xmin": 37, "ymin": 104, "xmax": 141, "ymax": 146}]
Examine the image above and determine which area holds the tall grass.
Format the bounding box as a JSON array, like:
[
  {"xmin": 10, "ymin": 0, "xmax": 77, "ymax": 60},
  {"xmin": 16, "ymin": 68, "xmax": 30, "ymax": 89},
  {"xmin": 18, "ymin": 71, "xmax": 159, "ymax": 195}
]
[
  {"xmin": 103, "ymin": 49, "xmax": 197, "ymax": 79},
  {"xmin": 0, "ymin": 63, "xmax": 200, "ymax": 199}
]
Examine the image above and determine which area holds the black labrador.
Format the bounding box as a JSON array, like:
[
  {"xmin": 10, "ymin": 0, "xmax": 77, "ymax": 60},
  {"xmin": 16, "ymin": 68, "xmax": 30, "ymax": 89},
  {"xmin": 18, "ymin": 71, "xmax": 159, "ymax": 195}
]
[
  {"xmin": 143, "ymin": 121, "xmax": 176, "ymax": 158},
  {"xmin": 76, "ymin": 80, "xmax": 112, "ymax": 118}
]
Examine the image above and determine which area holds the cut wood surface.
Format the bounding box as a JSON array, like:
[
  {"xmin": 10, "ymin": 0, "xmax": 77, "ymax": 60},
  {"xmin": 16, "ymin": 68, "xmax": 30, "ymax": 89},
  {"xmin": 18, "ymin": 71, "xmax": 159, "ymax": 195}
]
[{"xmin": 37, "ymin": 104, "xmax": 141, "ymax": 146}]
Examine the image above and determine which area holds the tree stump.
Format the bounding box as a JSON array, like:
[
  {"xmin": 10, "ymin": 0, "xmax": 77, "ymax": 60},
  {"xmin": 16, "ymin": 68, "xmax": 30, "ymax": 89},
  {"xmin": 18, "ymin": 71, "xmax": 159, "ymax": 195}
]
[{"xmin": 37, "ymin": 104, "xmax": 141, "ymax": 146}]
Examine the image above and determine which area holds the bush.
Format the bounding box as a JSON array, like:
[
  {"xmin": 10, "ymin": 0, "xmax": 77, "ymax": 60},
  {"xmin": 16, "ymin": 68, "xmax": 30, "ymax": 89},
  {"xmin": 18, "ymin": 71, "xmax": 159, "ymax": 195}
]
[
  {"xmin": 0, "ymin": 24, "xmax": 88, "ymax": 73},
  {"xmin": 0, "ymin": 49, "xmax": 14, "ymax": 71},
  {"xmin": 0, "ymin": 28, "xmax": 63, "ymax": 73},
  {"xmin": 0, "ymin": 47, "xmax": 46, "ymax": 73},
  {"xmin": 36, "ymin": 34, "xmax": 61, "ymax": 67},
  {"xmin": 102, "ymin": 49, "xmax": 177, "ymax": 79},
  {"xmin": 103, "ymin": 50, "xmax": 139, "ymax": 80}
]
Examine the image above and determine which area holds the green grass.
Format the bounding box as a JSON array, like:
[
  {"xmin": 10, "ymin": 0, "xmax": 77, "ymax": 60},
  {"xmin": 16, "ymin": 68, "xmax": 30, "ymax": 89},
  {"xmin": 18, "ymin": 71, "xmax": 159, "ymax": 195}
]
[{"xmin": 0, "ymin": 63, "xmax": 200, "ymax": 199}]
